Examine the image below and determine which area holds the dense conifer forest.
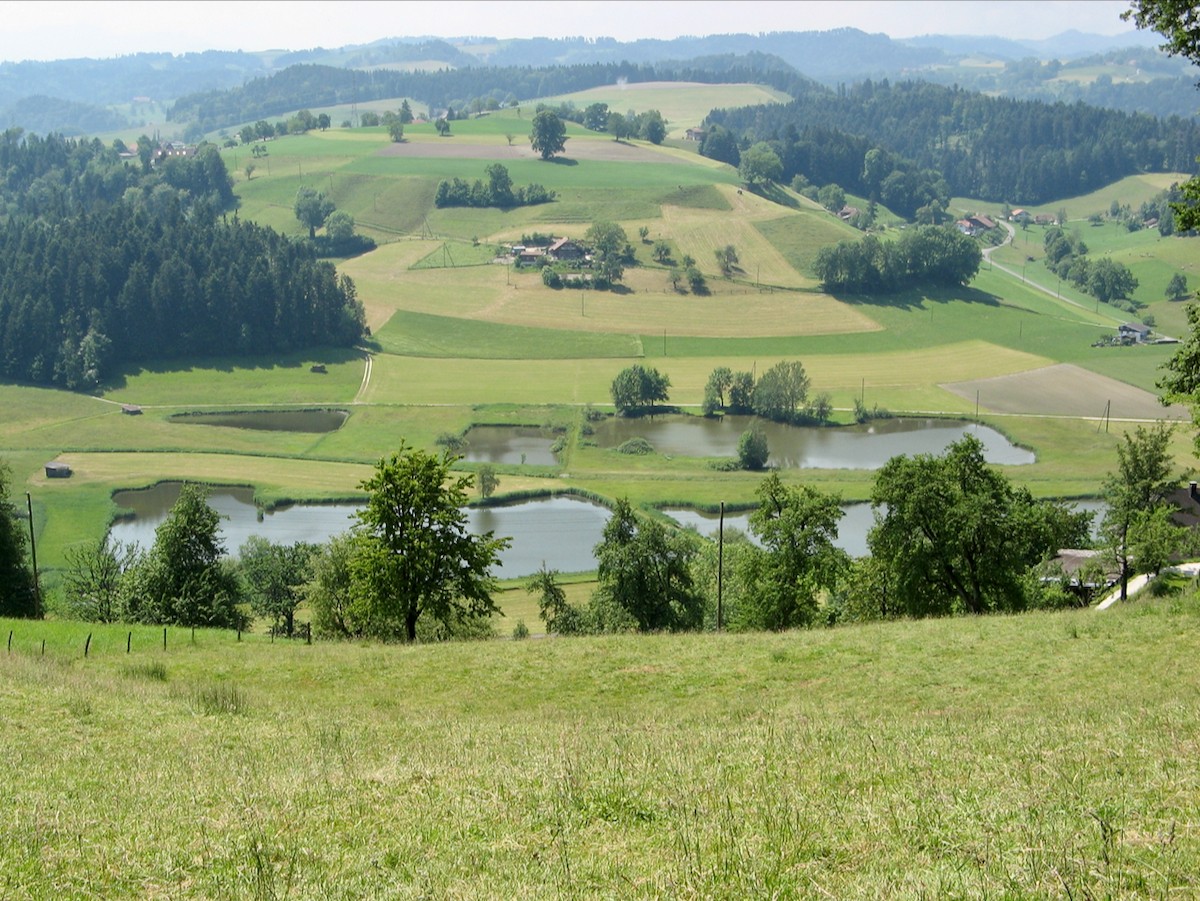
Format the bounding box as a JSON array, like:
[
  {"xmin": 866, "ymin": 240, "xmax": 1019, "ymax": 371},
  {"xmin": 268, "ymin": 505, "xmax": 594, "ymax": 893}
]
[
  {"xmin": 0, "ymin": 132, "xmax": 365, "ymax": 390},
  {"xmin": 709, "ymin": 78, "xmax": 1200, "ymax": 204}
]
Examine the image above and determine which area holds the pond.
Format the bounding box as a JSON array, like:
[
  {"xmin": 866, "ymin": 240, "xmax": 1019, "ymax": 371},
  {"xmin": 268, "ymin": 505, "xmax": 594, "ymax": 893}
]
[
  {"xmin": 108, "ymin": 484, "xmax": 608, "ymax": 579},
  {"xmin": 592, "ymin": 415, "xmax": 1034, "ymax": 468},
  {"xmin": 169, "ymin": 409, "xmax": 349, "ymax": 433},
  {"xmin": 461, "ymin": 426, "xmax": 559, "ymax": 466}
]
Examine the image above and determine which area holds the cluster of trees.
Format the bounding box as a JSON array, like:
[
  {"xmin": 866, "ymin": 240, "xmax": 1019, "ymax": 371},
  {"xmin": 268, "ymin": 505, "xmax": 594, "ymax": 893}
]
[
  {"xmin": 238, "ymin": 109, "xmax": 332, "ymax": 144},
  {"xmin": 434, "ymin": 163, "xmax": 556, "ymax": 208},
  {"xmin": 709, "ymin": 78, "xmax": 1200, "ymax": 206},
  {"xmin": 534, "ymin": 100, "xmax": 667, "ymax": 144},
  {"xmin": 700, "ymin": 362, "xmax": 830, "ymax": 424},
  {"xmin": 0, "ymin": 129, "xmax": 233, "ymax": 219},
  {"xmin": 292, "ymin": 187, "xmax": 374, "ymax": 257},
  {"xmin": 813, "ymin": 225, "xmax": 982, "ymax": 294},
  {"xmin": 1042, "ymin": 225, "xmax": 1140, "ymax": 309},
  {"xmin": 610, "ymin": 365, "xmax": 671, "ymax": 416}
]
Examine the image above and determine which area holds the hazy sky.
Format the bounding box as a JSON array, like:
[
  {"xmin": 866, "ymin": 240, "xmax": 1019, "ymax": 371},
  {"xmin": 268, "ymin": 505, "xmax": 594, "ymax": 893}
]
[{"xmin": 0, "ymin": 1, "xmax": 1139, "ymax": 63}]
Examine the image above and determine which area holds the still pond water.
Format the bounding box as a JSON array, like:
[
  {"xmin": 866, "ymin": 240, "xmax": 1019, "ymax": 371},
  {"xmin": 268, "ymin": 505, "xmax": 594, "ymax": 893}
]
[
  {"xmin": 462, "ymin": 417, "xmax": 1033, "ymax": 469},
  {"xmin": 591, "ymin": 415, "xmax": 1034, "ymax": 468},
  {"xmin": 109, "ymin": 485, "xmax": 1104, "ymax": 577},
  {"xmin": 169, "ymin": 409, "xmax": 349, "ymax": 433},
  {"xmin": 109, "ymin": 484, "xmax": 608, "ymax": 579}
]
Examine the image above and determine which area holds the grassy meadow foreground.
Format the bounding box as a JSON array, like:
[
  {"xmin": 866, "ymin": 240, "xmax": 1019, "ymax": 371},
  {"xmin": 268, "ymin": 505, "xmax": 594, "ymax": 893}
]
[{"xmin": 3, "ymin": 591, "xmax": 1199, "ymax": 897}]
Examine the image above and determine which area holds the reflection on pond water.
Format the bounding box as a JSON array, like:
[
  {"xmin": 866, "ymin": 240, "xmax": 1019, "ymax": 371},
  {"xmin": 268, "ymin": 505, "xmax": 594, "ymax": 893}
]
[
  {"xmin": 169, "ymin": 409, "xmax": 349, "ymax": 433},
  {"xmin": 592, "ymin": 415, "xmax": 1034, "ymax": 468},
  {"xmin": 109, "ymin": 484, "xmax": 608, "ymax": 579},
  {"xmin": 462, "ymin": 426, "xmax": 559, "ymax": 466}
]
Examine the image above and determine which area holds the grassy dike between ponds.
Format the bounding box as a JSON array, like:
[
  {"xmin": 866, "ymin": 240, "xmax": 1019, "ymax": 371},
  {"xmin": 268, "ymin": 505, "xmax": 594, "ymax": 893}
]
[{"xmin": 2, "ymin": 591, "xmax": 1199, "ymax": 898}]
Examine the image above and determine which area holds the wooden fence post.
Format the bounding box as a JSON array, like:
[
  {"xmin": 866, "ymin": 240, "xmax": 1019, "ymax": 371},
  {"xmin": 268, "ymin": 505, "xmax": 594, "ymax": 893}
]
[
  {"xmin": 163, "ymin": 628, "xmax": 167, "ymax": 651},
  {"xmin": 127, "ymin": 632, "xmax": 132, "ymax": 654},
  {"xmin": 6, "ymin": 630, "xmax": 11, "ymax": 653},
  {"xmin": 84, "ymin": 633, "xmax": 92, "ymax": 658},
  {"xmin": 40, "ymin": 639, "xmax": 44, "ymax": 656}
]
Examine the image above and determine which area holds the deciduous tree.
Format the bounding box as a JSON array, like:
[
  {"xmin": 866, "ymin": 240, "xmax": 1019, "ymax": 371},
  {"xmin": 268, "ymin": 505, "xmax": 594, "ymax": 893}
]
[
  {"xmin": 1101, "ymin": 422, "xmax": 1179, "ymax": 600},
  {"xmin": 294, "ymin": 186, "xmax": 335, "ymax": 238},
  {"xmin": 351, "ymin": 443, "xmax": 509, "ymax": 642},
  {"xmin": 591, "ymin": 498, "xmax": 703, "ymax": 632},
  {"xmin": 121, "ymin": 484, "xmax": 245, "ymax": 629},
  {"xmin": 530, "ymin": 109, "xmax": 567, "ymax": 160},
  {"xmin": 738, "ymin": 474, "xmax": 848, "ymax": 629},
  {"xmin": 868, "ymin": 436, "xmax": 1089, "ymax": 617}
]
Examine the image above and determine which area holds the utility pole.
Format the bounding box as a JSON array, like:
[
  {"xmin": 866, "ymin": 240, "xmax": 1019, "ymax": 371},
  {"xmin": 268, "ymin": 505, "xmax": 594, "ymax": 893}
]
[
  {"xmin": 25, "ymin": 493, "xmax": 40, "ymax": 614},
  {"xmin": 717, "ymin": 502, "xmax": 724, "ymax": 631}
]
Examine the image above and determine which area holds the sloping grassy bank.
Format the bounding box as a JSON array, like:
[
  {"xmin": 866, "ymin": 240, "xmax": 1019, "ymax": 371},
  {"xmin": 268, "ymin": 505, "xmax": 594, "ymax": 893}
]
[{"xmin": 2, "ymin": 591, "xmax": 1198, "ymax": 898}]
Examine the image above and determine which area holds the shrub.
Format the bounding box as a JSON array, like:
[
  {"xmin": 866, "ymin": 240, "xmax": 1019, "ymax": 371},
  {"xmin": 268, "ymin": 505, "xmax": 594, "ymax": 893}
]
[
  {"xmin": 512, "ymin": 620, "xmax": 530, "ymax": 640},
  {"xmin": 617, "ymin": 437, "xmax": 654, "ymax": 455},
  {"xmin": 542, "ymin": 267, "xmax": 562, "ymax": 288}
]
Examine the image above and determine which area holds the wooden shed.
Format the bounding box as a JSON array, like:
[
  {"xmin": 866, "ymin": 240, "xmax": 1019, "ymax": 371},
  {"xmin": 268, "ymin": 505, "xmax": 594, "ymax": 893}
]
[{"xmin": 45, "ymin": 462, "xmax": 72, "ymax": 478}]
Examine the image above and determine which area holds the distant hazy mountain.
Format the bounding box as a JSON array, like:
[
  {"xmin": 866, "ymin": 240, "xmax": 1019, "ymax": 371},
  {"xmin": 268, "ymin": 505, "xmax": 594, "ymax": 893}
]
[
  {"xmin": 901, "ymin": 27, "xmax": 1161, "ymax": 61},
  {"xmin": 0, "ymin": 27, "xmax": 1182, "ymax": 137}
]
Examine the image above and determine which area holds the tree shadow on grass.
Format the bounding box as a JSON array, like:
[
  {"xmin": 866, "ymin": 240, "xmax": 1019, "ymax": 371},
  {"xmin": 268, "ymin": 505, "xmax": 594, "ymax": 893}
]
[
  {"xmin": 542, "ymin": 156, "xmax": 578, "ymax": 166},
  {"xmin": 827, "ymin": 284, "xmax": 1002, "ymax": 311},
  {"xmin": 103, "ymin": 345, "xmax": 366, "ymax": 391}
]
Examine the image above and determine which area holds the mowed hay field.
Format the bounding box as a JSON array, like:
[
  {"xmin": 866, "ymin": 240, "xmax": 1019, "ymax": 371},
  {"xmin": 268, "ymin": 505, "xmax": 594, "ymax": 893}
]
[{"xmin": 3, "ymin": 595, "xmax": 1200, "ymax": 897}]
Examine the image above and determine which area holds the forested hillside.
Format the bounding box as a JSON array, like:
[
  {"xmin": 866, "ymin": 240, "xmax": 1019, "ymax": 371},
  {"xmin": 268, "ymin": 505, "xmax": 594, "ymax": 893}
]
[
  {"xmin": 167, "ymin": 58, "xmax": 822, "ymax": 133},
  {"xmin": 709, "ymin": 78, "xmax": 1200, "ymax": 203},
  {"xmin": 0, "ymin": 133, "xmax": 364, "ymax": 390}
]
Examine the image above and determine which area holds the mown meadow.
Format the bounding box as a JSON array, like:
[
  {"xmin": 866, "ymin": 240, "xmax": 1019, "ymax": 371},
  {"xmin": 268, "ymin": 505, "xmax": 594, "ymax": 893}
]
[{"xmin": 3, "ymin": 587, "xmax": 1199, "ymax": 897}]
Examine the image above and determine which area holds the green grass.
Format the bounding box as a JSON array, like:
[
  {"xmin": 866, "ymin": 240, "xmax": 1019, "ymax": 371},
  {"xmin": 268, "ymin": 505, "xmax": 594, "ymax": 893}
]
[
  {"xmin": 373, "ymin": 310, "xmax": 644, "ymax": 359},
  {"xmin": 3, "ymin": 591, "xmax": 1200, "ymax": 896}
]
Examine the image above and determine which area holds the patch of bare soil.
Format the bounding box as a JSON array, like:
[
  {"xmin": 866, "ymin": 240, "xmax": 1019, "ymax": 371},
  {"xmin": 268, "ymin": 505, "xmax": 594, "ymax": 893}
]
[{"xmin": 943, "ymin": 363, "xmax": 1190, "ymax": 420}]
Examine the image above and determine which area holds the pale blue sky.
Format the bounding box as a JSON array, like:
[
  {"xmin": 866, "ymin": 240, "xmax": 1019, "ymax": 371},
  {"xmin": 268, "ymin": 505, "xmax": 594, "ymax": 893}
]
[{"xmin": 0, "ymin": 1, "xmax": 1139, "ymax": 63}]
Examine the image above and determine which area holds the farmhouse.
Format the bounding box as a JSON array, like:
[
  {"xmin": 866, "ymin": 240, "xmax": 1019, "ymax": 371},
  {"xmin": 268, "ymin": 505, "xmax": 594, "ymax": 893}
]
[
  {"xmin": 1118, "ymin": 322, "xmax": 1152, "ymax": 343},
  {"xmin": 121, "ymin": 404, "xmax": 142, "ymax": 415},
  {"xmin": 547, "ymin": 238, "xmax": 586, "ymax": 261},
  {"xmin": 684, "ymin": 127, "xmax": 707, "ymax": 141},
  {"xmin": 837, "ymin": 205, "xmax": 860, "ymax": 222},
  {"xmin": 1041, "ymin": 548, "xmax": 1113, "ymax": 593}
]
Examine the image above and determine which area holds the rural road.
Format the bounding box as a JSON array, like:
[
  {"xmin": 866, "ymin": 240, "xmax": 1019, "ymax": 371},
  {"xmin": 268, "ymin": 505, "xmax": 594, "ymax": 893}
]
[{"xmin": 982, "ymin": 219, "xmax": 1130, "ymax": 328}]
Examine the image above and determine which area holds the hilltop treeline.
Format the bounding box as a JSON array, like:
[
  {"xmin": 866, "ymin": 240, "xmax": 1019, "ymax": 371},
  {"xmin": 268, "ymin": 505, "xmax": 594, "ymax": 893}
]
[
  {"xmin": 708, "ymin": 78, "xmax": 1200, "ymax": 204},
  {"xmin": 167, "ymin": 57, "xmax": 822, "ymax": 133},
  {"xmin": 0, "ymin": 133, "xmax": 364, "ymax": 390}
]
